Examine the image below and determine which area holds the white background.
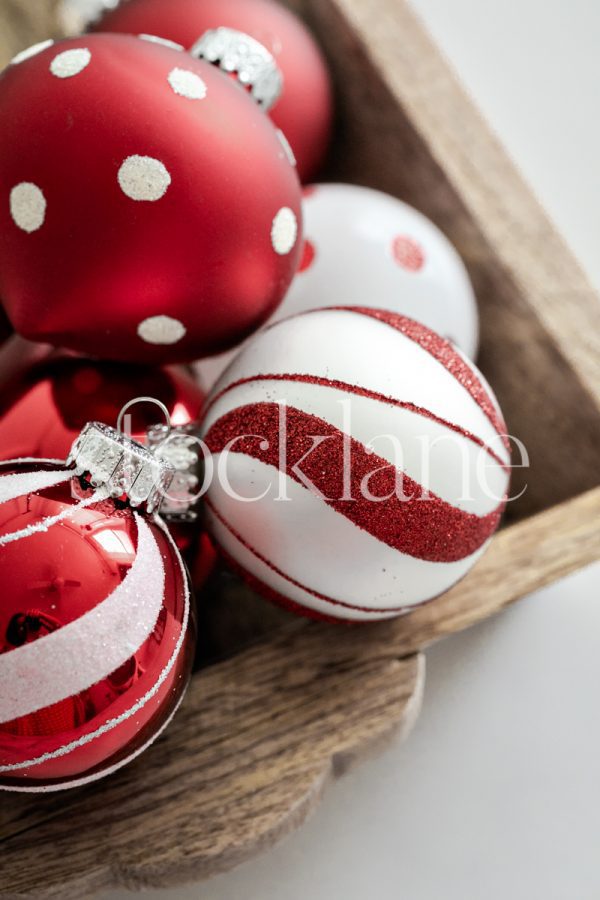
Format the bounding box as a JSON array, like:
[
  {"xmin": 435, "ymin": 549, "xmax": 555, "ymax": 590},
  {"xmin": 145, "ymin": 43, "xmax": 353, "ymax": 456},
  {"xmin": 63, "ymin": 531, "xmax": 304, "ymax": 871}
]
[{"xmin": 106, "ymin": 1, "xmax": 600, "ymax": 897}]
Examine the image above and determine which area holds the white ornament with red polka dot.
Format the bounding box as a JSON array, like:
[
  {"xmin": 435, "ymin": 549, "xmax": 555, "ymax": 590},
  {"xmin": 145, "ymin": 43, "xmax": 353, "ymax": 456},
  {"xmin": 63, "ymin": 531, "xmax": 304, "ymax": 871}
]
[
  {"xmin": 291, "ymin": 184, "xmax": 479, "ymax": 357},
  {"xmin": 197, "ymin": 183, "xmax": 479, "ymax": 389}
]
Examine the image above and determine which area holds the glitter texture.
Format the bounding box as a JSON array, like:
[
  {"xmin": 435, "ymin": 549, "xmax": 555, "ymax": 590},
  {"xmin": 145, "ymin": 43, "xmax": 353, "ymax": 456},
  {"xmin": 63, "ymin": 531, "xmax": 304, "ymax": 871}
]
[
  {"xmin": 0, "ymin": 468, "xmax": 70, "ymax": 505},
  {"xmin": 339, "ymin": 307, "xmax": 509, "ymax": 448},
  {"xmin": 205, "ymin": 373, "xmax": 508, "ymax": 468},
  {"xmin": 1, "ymin": 696, "xmax": 184, "ymax": 793},
  {"xmin": 0, "ymin": 515, "xmax": 164, "ymax": 725},
  {"xmin": 207, "ymin": 497, "xmax": 409, "ymax": 616},
  {"xmin": 168, "ymin": 67, "xmax": 207, "ymax": 100},
  {"xmin": 0, "ymin": 515, "xmax": 190, "ymax": 775},
  {"xmin": 0, "ymin": 488, "xmax": 106, "ymax": 547},
  {"xmin": 392, "ymin": 235, "xmax": 425, "ymax": 272},
  {"xmin": 11, "ymin": 40, "xmax": 54, "ymax": 66},
  {"xmin": 271, "ymin": 207, "xmax": 298, "ymax": 255},
  {"xmin": 10, "ymin": 183, "xmax": 46, "ymax": 233},
  {"xmin": 204, "ymin": 403, "xmax": 504, "ymax": 563},
  {"xmin": 50, "ymin": 48, "xmax": 91, "ymax": 79},
  {"xmin": 118, "ymin": 155, "xmax": 171, "ymax": 202},
  {"xmin": 137, "ymin": 315, "xmax": 186, "ymax": 345}
]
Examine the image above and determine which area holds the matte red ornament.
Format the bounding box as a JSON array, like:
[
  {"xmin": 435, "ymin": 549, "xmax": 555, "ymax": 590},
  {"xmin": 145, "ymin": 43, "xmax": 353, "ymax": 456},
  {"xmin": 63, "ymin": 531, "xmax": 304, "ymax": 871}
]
[
  {"xmin": 0, "ymin": 34, "xmax": 302, "ymax": 364},
  {"xmin": 0, "ymin": 458, "xmax": 194, "ymax": 791},
  {"xmin": 94, "ymin": 0, "xmax": 334, "ymax": 182}
]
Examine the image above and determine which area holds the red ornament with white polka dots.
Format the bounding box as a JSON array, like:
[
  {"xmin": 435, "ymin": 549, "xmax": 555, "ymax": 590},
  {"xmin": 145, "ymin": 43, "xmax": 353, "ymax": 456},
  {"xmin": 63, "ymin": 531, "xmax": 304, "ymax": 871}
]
[
  {"xmin": 93, "ymin": 0, "xmax": 334, "ymax": 183},
  {"xmin": 0, "ymin": 34, "xmax": 302, "ymax": 364}
]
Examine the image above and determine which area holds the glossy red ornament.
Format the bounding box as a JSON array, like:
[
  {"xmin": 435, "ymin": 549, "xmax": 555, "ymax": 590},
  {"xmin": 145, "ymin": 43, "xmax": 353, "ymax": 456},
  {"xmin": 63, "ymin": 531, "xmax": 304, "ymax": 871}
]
[
  {"xmin": 94, "ymin": 0, "xmax": 333, "ymax": 182},
  {"xmin": 0, "ymin": 353, "xmax": 216, "ymax": 590},
  {"xmin": 0, "ymin": 34, "xmax": 302, "ymax": 364},
  {"xmin": 0, "ymin": 355, "xmax": 204, "ymax": 462},
  {"xmin": 0, "ymin": 459, "xmax": 194, "ymax": 791}
]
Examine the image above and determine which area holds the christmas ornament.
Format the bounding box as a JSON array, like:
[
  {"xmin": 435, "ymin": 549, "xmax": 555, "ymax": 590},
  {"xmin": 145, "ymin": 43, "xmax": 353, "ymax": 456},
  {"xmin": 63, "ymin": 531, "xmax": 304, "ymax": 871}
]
[
  {"xmin": 0, "ymin": 34, "xmax": 302, "ymax": 364},
  {"xmin": 287, "ymin": 185, "xmax": 479, "ymax": 358},
  {"xmin": 93, "ymin": 0, "xmax": 334, "ymax": 181},
  {"xmin": 0, "ymin": 420, "xmax": 194, "ymax": 791},
  {"xmin": 201, "ymin": 307, "xmax": 510, "ymax": 622},
  {"xmin": 0, "ymin": 355, "xmax": 211, "ymax": 572},
  {"xmin": 198, "ymin": 183, "xmax": 480, "ymax": 388},
  {"xmin": 0, "ymin": 356, "xmax": 204, "ymax": 462}
]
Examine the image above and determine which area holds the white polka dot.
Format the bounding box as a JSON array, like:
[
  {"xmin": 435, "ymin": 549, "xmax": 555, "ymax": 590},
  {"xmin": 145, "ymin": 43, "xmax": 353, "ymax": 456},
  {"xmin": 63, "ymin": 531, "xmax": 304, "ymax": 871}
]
[
  {"xmin": 138, "ymin": 34, "xmax": 184, "ymax": 52},
  {"xmin": 11, "ymin": 39, "xmax": 54, "ymax": 66},
  {"xmin": 168, "ymin": 67, "xmax": 207, "ymax": 100},
  {"xmin": 137, "ymin": 316, "xmax": 186, "ymax": 345},
  {"xmin": 50, "ymin": 47, "xmax": 91, "ymax": 79},
  {"xmin": 10, "ymin": 183, "xmax": 46, "ymax": 233},
  {"xmin": 118, "ymin": 156, "xmax": 171, "ymax": 202},
  {"xmin": 276, "ymin": 130, "xmax": 296, "ymax": 167},
  {"xmin": 271, "ymin": 207, "xmax": 298, "ymax": 255}
]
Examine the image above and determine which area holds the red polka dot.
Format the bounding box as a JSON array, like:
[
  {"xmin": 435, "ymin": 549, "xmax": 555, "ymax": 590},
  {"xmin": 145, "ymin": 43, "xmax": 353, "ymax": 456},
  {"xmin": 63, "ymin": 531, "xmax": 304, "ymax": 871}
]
[
  {"xmin": 299, "ymin": 239, "xmax": 316, "ymax": 273},
  {"xmin": 392, "ymin": 235, "xmax": 425, "ymax": 272}
]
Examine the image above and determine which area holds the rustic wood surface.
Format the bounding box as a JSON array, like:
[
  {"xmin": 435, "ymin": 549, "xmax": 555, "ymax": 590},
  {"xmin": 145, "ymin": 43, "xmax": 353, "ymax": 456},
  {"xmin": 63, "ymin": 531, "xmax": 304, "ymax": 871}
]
[
  {"xmin": 2, "ymin": 489, "xmax": 599, "ymax": 899},
  {"xmin": 0, "ymin": 0, "xmax": 60, "ymax": 63},
  {"xmin": 312, "ymin": 0, "xmax": 600, "ymax": 523},
  {"xmin": 0, "ymin": 0, "xmax": 599, "ymax": 897}
]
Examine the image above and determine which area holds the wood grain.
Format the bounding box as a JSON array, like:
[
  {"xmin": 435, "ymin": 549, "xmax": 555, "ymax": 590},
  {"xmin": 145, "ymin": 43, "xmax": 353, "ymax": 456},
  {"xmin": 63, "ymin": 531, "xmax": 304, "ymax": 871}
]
[
  {"xmin": 1, "ymin": 640, "xmax": 425, "ymax": 898},
  {"xmin": 2, "ymin": 489, "xmax": 599, "ymax": 898},
  {"xmin": 0, "ymin": 0, "xmax": 599, "ymax": 897},
  {"xmin": 0, "ymin": 0, "xmax": 60, "ymax": 65},
  {"xmin": 309, "ymin": 0, "xmax": 600, "ymax": 523}
]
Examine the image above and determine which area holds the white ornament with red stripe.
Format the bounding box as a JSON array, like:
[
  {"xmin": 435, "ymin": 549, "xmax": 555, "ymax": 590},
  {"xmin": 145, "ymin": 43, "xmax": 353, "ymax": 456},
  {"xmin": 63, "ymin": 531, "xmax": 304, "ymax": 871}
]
[
  {"xmin": 201, "ymin": 307, "xmax": 509, "ymax": 623},
  {"xmin": 0, "ymin": 421, "xmax": 194, "ymax": 792},
  {"xmin": 198, "ymin": 183, "xmax": 479, "ymax": 389}
]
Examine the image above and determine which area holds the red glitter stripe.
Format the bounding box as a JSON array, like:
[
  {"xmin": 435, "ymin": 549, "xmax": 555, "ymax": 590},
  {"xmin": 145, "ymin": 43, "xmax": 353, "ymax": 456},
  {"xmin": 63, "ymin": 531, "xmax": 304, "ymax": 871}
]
[
  {"xmin": 205, "ymin": 373, "xmax": 508, "ymax": 469},
  {"xmin": 206, "ymin": 497, "xmax": 412, "ymax": 617},
  {"xmin": 204, "ymin": 404, "xmax": 505, "ymax": 563},
  {"xmin": 330, "ymin": 306, "xmax": 509, "ymax": 450}
]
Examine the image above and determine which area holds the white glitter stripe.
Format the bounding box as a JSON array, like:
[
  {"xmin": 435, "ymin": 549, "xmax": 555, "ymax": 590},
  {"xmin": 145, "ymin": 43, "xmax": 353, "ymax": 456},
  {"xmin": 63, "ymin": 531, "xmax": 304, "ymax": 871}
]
[
  {"xmin": 0, "ymin": 514, "xmax": 190, "ymax": 773},
  {"xmin": 0, "ymin": 693, "xmax": 185, "ymax": 793},
  {"xmin": 0, "ymin": 467, "xmax": 71, "ymax": 505},
  {"xmin": 0, "ymin": 488, "xmax": 106, "ymax": 547},
  {"xmin": 0, "ymin": 513, "xmax": 165, "ymax": 724}
]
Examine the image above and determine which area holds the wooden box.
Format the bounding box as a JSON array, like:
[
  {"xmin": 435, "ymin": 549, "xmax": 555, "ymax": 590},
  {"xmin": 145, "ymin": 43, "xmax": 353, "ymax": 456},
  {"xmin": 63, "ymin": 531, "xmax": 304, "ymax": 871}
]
[{"xmin": 0, "ymin": 0, "xmax": 599, "ymax": 896}]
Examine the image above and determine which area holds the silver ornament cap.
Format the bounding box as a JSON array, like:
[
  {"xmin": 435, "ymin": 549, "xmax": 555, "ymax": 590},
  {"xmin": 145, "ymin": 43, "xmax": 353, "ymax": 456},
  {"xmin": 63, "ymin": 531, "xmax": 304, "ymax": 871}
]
[
  {"xmin": 191, "ymin": 27, "xmax": 284, "ymax": 111},
  {"xmin": 147, "ymin": 424, "xmax": 203, "ymax": 522},
  {"xmin": 67, "ymin": 422, "xmax": 175, "ymax": 514}
]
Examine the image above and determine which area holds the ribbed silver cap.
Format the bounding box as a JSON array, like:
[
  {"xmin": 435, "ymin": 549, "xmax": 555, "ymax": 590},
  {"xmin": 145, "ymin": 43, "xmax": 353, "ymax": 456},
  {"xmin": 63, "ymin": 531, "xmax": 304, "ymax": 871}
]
[
  {"xmin": 191, "ymin": 27, "xmax": 284, "ymax": 111},
  {"xmin": 67, "ymin": 422, "xmax": 175, "ymax": 514},
  {"xmin": 147, "ymin": 424, "xmax": 203, "ymax": 522}
]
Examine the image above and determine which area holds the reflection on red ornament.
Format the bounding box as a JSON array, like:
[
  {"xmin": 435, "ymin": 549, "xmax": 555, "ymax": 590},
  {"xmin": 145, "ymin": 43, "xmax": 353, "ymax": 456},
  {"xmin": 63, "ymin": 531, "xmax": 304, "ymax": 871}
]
[
  {"xmin": 0, "ymin": 460, "xmax": 195, "ymax": 791},
  {"xmin": 0, "ymin": 356, "xmax": 204, "ymax": 463}
]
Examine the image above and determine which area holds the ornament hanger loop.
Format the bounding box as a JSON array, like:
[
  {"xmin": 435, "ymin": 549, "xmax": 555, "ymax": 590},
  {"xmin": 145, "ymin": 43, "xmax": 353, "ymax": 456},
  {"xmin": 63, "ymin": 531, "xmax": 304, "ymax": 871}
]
[{"xmin": 117, "ymin": 397, "xmax": 172, "ymax": 438}]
